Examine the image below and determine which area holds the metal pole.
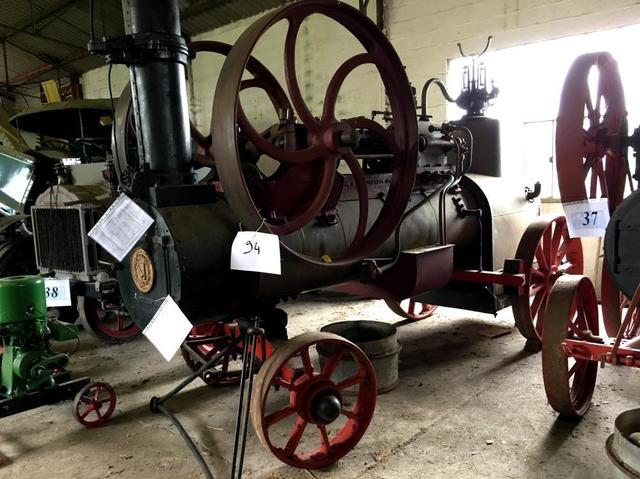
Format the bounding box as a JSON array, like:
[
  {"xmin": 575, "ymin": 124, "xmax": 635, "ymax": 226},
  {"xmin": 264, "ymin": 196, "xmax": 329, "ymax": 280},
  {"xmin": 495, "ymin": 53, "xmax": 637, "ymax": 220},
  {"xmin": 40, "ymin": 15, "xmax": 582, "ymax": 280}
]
[{"xmin": 121, "ymin": 0, "xmax": 193, "ymax": 188}]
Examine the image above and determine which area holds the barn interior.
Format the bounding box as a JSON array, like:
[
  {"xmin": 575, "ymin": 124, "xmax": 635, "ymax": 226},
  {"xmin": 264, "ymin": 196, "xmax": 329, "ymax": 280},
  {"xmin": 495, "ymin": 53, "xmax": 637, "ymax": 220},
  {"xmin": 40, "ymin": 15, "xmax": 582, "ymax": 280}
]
[{"xmin": 1, "ymin": 1, "xmax": 640, "ymax": 478}]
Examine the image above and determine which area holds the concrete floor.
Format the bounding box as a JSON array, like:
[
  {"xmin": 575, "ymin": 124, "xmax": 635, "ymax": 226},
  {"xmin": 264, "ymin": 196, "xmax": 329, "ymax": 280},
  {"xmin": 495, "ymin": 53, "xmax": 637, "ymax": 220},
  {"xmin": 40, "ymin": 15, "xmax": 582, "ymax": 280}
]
[{"xmin": 1, "ymin": 296, "xmax": 638, "ymax": 479}]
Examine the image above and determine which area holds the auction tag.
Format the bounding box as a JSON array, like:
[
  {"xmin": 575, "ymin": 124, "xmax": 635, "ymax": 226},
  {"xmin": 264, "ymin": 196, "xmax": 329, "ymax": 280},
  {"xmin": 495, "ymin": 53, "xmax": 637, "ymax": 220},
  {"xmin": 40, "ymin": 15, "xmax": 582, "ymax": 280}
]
[
  {"xmin": 230, "ymin": 231, "xmax": 281, "ymax": 275},
  {"xmin": 44, "ymin": 278, "xmax": 72, "ymax": 307},
  {"xmin": 143, "ymin": 296, "xmax": 193, "ymax": 362},
  {"xmin": 563, "ymin": 198, "xmax": 610, "ymax": 238},
  {"xmin": 88, "ymin": 193, "xmax": 154, "ymax": 262}
]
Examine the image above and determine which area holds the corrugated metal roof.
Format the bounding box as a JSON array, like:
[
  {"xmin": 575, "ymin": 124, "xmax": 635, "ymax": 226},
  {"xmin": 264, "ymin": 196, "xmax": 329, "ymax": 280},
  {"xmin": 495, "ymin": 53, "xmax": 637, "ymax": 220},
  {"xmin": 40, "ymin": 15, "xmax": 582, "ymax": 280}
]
[{"xmin": 0, "ymin": 0, "xmax": 287, "ymax": 96}]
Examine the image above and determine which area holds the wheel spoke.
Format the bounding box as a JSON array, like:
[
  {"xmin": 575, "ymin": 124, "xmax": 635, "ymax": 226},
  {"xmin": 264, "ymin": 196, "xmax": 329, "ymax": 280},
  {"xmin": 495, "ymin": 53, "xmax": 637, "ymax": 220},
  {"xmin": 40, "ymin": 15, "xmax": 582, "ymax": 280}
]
[
  {"xmin": 550, "ymin": 222, "xmax": 564, "ymax": 267},
  {"xmin": 322, "ymin": 345, "xmax": 345, "ymax": 378},
  {"xmin": 300, "ymin": 347, "xmax": 314, "ymax": 377},
  {"xmin": 273, "ymin": 376, "xmax": 297, "ymax": 391},
  {"xmin": 284, "ymin": 416, "xmax": 307, "ymax": 456},
  {"xmin": 265, "ymin": 405, "xmax": 296, "ymax": 427},
  {"xmin": 535, "ymin": 244, "xmax": 548, "ymax": 272},
  {"xmin": 342, "ymin": 150, "xmax": 369, "ymax": 249},
  {"xmin": 336, "ymin": 370, "xmax": 365, "ymax": 390},
  {"xmin": 322, "ymin": 53, "xmax": 375, "ymax": 122},
  {"xmin": 530, "ymin": 287, "xmax": 547, "ymax": 318},
  {"xmin": 567, "ymin": 361, "xmax": 579, "ymax": 379},
  {"xmin": 284, "ymin": 17, "xmax": 317, "ymax": 128},
  {"xmin": 318, "ymin": 424, "xmax": 331, "ymax": 454},
  {"xmin": 543, "ymin": 226, "xmax": 553, "ymax": 268}
]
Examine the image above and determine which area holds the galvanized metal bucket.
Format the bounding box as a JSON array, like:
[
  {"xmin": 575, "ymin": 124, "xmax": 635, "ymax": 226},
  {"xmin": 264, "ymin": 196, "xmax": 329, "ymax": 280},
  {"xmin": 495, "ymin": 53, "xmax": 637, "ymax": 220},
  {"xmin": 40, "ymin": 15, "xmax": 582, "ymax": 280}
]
[
  {"xmin": 319, "ymin": 320, "xmax": 401, "ymax": 394},
  {"xmin": 606, "ymin": 408, "xmax": 640, "ymax": 478}
]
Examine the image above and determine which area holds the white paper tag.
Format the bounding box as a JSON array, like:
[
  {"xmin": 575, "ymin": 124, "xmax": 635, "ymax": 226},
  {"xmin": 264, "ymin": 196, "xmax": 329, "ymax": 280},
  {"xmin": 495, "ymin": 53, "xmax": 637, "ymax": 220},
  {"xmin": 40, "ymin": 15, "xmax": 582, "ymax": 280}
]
[
  {"xmin": 143, "ymin": 296, "xmax": 193, "ymax": 362},
  {"xmin": 563, "ymin": 198, "xmax": 610, "ymax": 238},
  {"xmin": 88, "ymin": 193, "xmax": 154, "ymax": 262},
  {"xmin": 44, "ymin": 278, "xmax": 72, "ymax": 307},
  {"xmin": 230, "ymin": 231, "xmax": 281, "ymax": 275}
]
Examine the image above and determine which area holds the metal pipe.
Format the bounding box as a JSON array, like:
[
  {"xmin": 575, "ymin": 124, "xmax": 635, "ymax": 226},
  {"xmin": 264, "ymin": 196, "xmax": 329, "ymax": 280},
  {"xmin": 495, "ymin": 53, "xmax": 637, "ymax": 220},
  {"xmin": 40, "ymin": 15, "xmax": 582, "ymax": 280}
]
[{"xmin": 122, "ymin": 0, "xmax": 193, "ymax": 186}]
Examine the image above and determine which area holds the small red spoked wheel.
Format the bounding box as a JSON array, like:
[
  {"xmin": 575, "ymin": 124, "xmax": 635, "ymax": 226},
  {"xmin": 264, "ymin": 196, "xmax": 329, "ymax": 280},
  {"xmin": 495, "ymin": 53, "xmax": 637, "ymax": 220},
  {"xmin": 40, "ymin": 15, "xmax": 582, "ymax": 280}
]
[
  {"xmin": 542, "ymin": 275, "xmax": 599, "ymax": 417},
  {"xmin": 511, "ymin": 216, "xmax": 583, "ymax": 346},
  {"xmin": 81, "ymin": 298, "xmax": 141, "ymax": 343},
  {"xmin": 180, "ymin": 321, "xmax": 272, "ymax": 386},
  {"xmin": 72, "ymin": 381, "xmax": 117, "ymax": 427},
  {"xmin": 384, "ymin": 299, "xmax": 437, "ymax": 321},
  {"xmin": 251, "ymin": 332, "xmax": 376, "ymax": 469},
  {"xmin": 213, "ymin": 1, "xmax": 418, "ymax": 265}
]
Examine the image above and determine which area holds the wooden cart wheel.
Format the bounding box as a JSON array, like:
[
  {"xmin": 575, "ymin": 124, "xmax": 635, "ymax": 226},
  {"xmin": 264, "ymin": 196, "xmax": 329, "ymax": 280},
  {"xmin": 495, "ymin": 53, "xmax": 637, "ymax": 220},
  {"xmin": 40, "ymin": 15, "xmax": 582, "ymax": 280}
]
[
  {"xmin": 251, "ymin": 331, "xmax": 376, "ymax": 469},
  {"xmin": 384, "ymin": 299, "xmax": 437, "ymax": 321},
  {"xmin": 511, "ymin": 216, "xmax": 583, "ymax": 348},
  {"xmin": 72, "ymin": 381, "xmax": 117, "ymax": 427},
  {"xmin": 542, "ymin": 275, "xmax": 599, "ymax": 417}
]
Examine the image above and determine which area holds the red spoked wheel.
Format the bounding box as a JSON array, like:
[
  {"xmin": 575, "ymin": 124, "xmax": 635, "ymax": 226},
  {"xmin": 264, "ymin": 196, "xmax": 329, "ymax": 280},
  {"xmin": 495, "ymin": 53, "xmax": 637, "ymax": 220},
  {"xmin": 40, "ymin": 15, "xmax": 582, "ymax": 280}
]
[
  {"xmin": 542, "ymin": 275, "xmax": 599, "ymax": 417},
  {"xmin": 384, "ymin": 299, "xmax": 438, "ymax": 321},
  {"xmin": 556, "ymin": 52, "xmax": 629, "ymax": 340},
  {"xmin": 251, "ymin": 332, "xmax": 376, "ymax": 469},
  {"xmin": 511, "ymin": 216, "xmax": 583, "ymax": 347},
  {"xmin": 212, "ymin": 1, "xmax": 418, "ymax": 265},
  {"xmin": 556, "ymin": 51, "xmax": 627, "ymax": 211},
  {"xmin": 72, "ymin": 381, "xmax": 117, "ymax": 427},
  {"xmin": 180, "ymin": 321, "xmax": 272, "ymax": 386},
  {"xmin": 81, "ymin": 298, "xmax": 141, "ymax": 343}
]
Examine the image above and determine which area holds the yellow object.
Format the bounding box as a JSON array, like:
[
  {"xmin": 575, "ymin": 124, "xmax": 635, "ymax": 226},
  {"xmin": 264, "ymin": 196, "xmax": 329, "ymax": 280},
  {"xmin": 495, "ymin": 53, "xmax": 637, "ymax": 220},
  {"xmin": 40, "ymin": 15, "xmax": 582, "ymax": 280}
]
[
  {"xmin": 41, "ymin": 80, "xmax": 61, "ymax": 103},
  {"xmin": 321, "ymin": 254, "xmax": 332, "ymax": 264}
]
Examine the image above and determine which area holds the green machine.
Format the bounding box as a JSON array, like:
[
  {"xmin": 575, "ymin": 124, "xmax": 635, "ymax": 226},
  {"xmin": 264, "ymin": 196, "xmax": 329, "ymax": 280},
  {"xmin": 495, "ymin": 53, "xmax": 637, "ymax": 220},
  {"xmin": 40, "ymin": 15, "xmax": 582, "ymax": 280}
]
[{"xmin": 0, "ymin": 275, "xmax": 116, "ymax": 426}]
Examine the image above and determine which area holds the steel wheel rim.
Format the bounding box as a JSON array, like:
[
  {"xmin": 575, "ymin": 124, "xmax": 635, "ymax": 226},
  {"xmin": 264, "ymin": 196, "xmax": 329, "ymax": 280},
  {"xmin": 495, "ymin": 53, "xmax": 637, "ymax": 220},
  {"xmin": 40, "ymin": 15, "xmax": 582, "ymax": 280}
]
[
  {"xmin": 251, "ymin": 331, "xmax": 376, "ymax": 469},
  {"xmin": 512, "ymin": 216, "xmax": 583, "ymax": 342},
  {"xmin": 385, "ymin": 299, "xmax": 438, "ymax": 321},
  {"xmin": 542, "ymin": 275, "xmax": 598, "ymax": 417}
]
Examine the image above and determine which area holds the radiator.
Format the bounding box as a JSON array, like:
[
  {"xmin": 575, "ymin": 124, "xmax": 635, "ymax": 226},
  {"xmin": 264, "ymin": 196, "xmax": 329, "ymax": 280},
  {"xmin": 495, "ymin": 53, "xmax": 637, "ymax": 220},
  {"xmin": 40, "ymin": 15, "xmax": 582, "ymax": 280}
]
[{"xmin": 31, "ymin": 205, "xmax": 99, "ymax": 275}]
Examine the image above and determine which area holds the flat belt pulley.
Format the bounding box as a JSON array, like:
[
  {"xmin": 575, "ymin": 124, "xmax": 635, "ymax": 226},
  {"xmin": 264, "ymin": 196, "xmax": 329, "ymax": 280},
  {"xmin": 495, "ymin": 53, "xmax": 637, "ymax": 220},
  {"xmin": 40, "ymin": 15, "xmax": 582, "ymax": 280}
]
[{"xmin": 212, "ymin": 0, "xmax": 419, "ymax": 266}]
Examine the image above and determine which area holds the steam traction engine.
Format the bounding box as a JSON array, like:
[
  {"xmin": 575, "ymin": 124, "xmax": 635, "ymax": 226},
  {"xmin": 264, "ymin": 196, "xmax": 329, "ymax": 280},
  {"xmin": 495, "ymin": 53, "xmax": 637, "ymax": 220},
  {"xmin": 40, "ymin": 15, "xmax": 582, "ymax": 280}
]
[{"xmin": 95, "ymin": 0, "xmax": 578, "ymax": 470}]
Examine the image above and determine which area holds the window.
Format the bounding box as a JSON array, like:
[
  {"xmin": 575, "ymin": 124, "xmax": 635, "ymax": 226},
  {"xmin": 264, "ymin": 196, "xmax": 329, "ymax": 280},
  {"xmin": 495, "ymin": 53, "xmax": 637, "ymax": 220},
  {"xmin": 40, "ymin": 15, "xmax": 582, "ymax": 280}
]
[{"xmin": 447, "ymin": 24, "xmax": 640, "ymax": 199}]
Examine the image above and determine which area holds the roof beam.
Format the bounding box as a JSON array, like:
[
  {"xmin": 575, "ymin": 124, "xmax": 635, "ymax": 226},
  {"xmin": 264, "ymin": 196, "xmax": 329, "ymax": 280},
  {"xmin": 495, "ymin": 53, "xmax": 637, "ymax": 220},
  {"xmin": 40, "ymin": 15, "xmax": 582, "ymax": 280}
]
[
  {"xmin": 3, "ymin": 0, "xmax": 82, "ymax": 42},
  {"xmin": 0, "ymin": 21, "xmax": 86, "ymax": 53}
]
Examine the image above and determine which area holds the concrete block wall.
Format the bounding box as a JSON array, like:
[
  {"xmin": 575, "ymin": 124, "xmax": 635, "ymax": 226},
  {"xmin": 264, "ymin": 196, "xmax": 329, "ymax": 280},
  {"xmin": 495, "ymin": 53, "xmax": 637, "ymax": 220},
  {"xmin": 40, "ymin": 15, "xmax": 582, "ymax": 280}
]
[{"xmin": 81, "ymin": 0, "xmax": 640, "ymax": 129}]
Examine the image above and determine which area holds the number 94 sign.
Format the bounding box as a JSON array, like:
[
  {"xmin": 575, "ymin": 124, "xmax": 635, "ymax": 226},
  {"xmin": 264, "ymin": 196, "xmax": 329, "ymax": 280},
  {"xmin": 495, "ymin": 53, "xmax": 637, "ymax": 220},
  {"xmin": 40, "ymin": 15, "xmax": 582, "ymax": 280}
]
[
  {"xmin": 230, "ymin": 231, "xmax": 281, "ymax": 275},
  {"xmin": 563, "ymin": 198, "xmax": 610, "ymax": 238}
]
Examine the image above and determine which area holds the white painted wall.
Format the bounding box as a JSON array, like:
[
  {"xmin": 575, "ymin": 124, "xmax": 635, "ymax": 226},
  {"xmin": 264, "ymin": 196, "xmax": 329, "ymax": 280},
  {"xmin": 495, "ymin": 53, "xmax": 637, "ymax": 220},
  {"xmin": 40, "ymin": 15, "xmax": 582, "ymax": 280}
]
[{"xmin": 81, "ymin": 0, "xmax": 640, "ymax": 126}]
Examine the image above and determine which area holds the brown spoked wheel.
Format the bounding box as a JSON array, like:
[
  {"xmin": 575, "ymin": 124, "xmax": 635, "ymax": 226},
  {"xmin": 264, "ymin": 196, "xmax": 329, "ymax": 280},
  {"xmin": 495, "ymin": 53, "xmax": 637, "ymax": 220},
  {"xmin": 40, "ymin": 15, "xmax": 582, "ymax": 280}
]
[
  {"xmin": 384, "ymin": 299, "xmax": 438, "ymax": 321},
  {"xmin": 511, "ymin": 216, "xmax": 583, "ymax": 345},
  {"xmin": 212, "ymin": 1, "xmax": 418, "ymax": 265},
  {"xmin": 72, "ymin": 381, "xmax": 117, "ymax": 427},
  {"xmin": 251, "ymin": 331, "xmax": 376, "ymax": 469},
  {"xmin": 542, "ymin": 275, "xmax": 599, "ymax": 417}
]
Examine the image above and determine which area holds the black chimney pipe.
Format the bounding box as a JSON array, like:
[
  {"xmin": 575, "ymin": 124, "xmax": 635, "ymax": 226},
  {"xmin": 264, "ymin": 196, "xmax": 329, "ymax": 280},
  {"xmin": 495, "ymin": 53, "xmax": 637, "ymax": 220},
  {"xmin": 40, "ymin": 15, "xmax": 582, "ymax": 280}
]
[{"xmin": 121, "ymin": 0, "xmax": 193, "ymax": 191}]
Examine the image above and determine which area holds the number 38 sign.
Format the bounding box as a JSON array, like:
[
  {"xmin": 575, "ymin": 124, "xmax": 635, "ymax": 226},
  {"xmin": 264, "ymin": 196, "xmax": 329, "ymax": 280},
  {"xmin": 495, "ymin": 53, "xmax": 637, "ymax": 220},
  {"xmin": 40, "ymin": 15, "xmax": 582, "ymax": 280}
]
[
  {"xmin": 230, "ymin": 231, "xmax": 281, "ymax": 275},
  {"xmin": 44, "ymin": 278, "xmax": 72, "ymax": 307},
  {"xmin": 563, "ymin": 198, "xmax": 610, "ymax": 238}
]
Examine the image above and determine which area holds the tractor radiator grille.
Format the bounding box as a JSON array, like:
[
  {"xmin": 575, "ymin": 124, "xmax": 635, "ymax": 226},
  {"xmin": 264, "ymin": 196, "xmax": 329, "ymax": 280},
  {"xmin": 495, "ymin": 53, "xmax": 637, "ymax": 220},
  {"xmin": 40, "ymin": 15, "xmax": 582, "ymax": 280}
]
[{"xmin": 32, "ymin": 206, "xmax": 98, "ymax": 275}]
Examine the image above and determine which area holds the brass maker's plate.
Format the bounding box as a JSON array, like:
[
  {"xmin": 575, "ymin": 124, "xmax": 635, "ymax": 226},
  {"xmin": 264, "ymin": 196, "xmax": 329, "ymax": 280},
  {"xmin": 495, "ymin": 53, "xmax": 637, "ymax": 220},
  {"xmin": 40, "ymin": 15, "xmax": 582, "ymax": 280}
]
[{"xmin": 131, "ymin": 247, "xmax": 154, "ymax": 294}]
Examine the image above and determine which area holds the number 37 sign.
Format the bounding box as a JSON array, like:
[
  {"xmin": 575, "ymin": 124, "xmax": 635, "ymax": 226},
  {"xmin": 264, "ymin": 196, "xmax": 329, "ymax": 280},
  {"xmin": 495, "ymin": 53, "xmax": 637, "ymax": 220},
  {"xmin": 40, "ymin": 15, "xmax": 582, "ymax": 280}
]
[
  {"xmin": 563, "ymin": 198, "xmax": 610, "ymax": 238},
  {"xmin": 230, "ymin": 231, "xmax": 281, "ymax": 275}
]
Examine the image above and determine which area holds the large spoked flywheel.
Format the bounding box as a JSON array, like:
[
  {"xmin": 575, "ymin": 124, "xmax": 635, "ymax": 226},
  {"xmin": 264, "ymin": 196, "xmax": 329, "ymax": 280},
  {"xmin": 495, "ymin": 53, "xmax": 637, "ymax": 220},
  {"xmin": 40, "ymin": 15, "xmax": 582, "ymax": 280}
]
[{"xmin": 212, "ymin": 1, "xmax": 418, "ymax": 266}]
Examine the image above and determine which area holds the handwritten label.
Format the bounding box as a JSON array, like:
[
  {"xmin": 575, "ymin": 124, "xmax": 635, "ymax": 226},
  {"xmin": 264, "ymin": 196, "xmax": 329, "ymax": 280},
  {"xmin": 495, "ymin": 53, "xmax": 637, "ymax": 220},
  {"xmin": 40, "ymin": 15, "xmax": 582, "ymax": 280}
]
[
  {"xmin": 44, "ymin": 278, "xmax": 72, "ymax": 307},
  {"xmin": 563, "ymin": 198, "xmax": 610, "ymax": 238},
  {"xmin": 143, "ymin": 295, "xmax": 193, "ymax": 362},
  {"xmin": 230, "ymin": 231, "xmax": 281, "ymax": 275},
  {"xmin": 88, "ymin": 194, "xmax": 154, "ymax": 262}
]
